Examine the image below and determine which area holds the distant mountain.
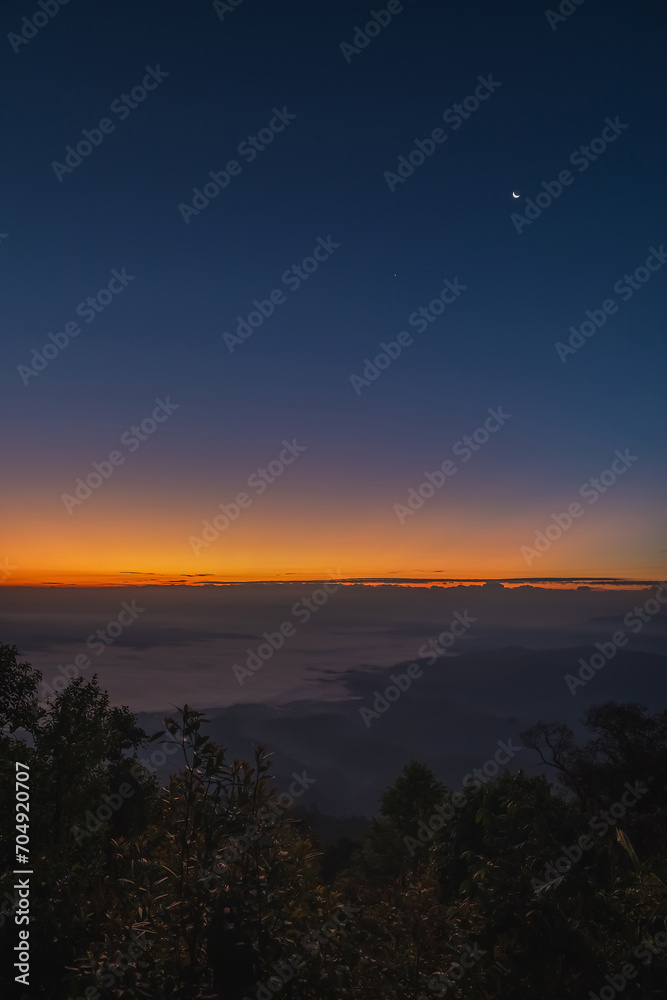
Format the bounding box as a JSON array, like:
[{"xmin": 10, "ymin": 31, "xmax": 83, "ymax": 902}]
[{"xmin": 138, "ymin": 645, "xmax": 667, "ymax": 816}]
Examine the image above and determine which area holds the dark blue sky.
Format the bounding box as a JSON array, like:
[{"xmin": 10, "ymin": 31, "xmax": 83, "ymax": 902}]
[{"xmin": 2, "ymin": 0, "xmax": 666, "ymax": 584}]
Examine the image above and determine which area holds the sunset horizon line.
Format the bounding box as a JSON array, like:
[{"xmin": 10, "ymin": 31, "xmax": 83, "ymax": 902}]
[{"xmin": 2, "ymin": 575, "xmax": 664, "ymax": 590}]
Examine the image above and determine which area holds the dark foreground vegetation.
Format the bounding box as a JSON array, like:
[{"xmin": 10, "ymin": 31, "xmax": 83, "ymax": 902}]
[{"xmin": 1, "ymin": 642, "xmax": 667, "ymax": 999}]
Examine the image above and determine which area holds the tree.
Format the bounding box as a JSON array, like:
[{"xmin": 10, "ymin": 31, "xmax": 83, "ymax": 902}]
[{"xmin": 0, "ymin": 643, "xmax": 42, "ymax": 737}]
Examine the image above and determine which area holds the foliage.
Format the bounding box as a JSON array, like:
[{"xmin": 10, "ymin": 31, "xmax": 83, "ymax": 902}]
[{"xmin": 1, "ymin": 643, "xmax": 666, "ymax": 999}]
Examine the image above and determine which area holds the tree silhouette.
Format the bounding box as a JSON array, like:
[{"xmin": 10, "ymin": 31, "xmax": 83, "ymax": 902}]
[{"xmin": 1, "ymin": 643, "xmax": 667, "ymax": 999}]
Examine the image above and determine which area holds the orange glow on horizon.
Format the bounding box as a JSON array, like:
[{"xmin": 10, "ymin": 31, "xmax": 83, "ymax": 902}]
[
  {"xmin": 1, "ymin": 571, "xmax": 658, "ymax": 591},
  {"xmin": 3, "ymin": 480, "xmax": 663, "ymax": 589}
]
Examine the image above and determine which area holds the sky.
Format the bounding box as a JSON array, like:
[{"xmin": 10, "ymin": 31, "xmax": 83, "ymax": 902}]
[{"xmin": 2, "ymin": 0, "xmax": 666, "ymax": 587}]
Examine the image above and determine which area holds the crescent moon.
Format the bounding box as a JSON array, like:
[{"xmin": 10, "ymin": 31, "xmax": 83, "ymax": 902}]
[{"xmin": 512, "ymin": 191, "xmax": 520, "ymax": 199}]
